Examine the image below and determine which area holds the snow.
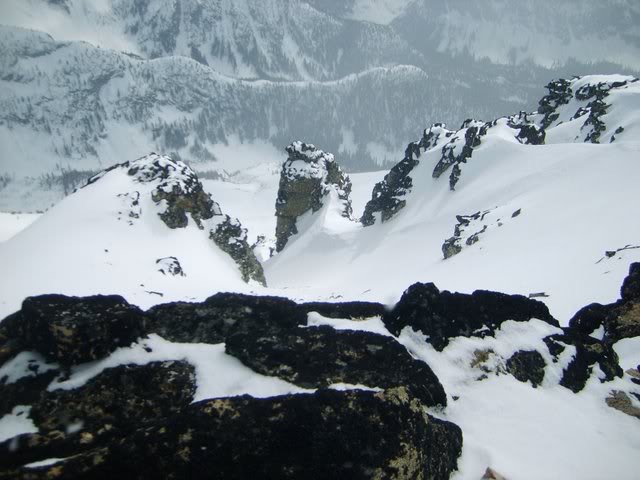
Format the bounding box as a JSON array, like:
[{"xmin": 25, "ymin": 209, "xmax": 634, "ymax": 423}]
[
  {"xmin": 0, "ymin": 406, "xmax": 38, "ymax": 443},
  {"xmin": 398, "ymin": 321, "xmax": 640, "ymax": 480},
  {"xmin": 0, "ymin": 212, "xmax": 41, "ymax": 242},
  {"xmin": 306, "ymin": 312, "xmax": 393, "ymax": 337},
  {"xmin": 0, "ymin": 352, "xmax": 58, "ymax": 385},
  {"xmin": 48, "ymin": 334, "xmax": 312, "ymax": 401},
  {"xmin": 0, "ymin": 72, "xmax": 639, "ymax": 478},
  {"xmin": 0, "ymin": 156, "xmax": 257, "ymax": 318}
]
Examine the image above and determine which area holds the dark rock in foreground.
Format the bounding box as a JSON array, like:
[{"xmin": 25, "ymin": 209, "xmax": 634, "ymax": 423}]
[
  {"xmin": 383, "ymin": 282, "xmax": 558, "ymax": 351},
  {"xmin": 13, "ymin": 294, "xmax": 146, "ymax": 366},
  {"xmin": 146, "ymin": 292, "xmax": 306, "ymax": 344},
  {"xmin": 226, "ymin": 324, "xmax": 447, "ymax": 408},
  {"xmin": 5, "ymin": 388, "xmax": 462, "ymax": 480},
  {"xmin": 569, "ymin": 262, "xmax": 640, "ymax": 343}
]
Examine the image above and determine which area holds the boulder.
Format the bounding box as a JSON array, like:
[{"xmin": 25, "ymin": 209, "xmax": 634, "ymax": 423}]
[
  {"xmin": 17, "ymin": 294, "xmax": 146, "ymax": 366},
  {"xmin": 544, "ymin": 330, "xmax": 622, "ymax": 393},
  {"xmin": 0, "ymin": 361, "xmax": 196, "ymax": 471},
  {"xmin": 383, "ymin": 282, "xmax": 558, "ymax": 351},
  {"xmin": 568, "ymin": 262, "xmax": 640, "ymax": 343},
  {"xmin": 225, "ymin": 324, "xmax": 447, "ymax": 408},
  {"xmin": 506, "ymin": 350, "xmax": 546, "ymax": 387},
  {"xmin": 3, "ymin": 388, "xmax": 462, "ymax": 480},
  {"xmin": 145, "ymin": 293, "xmax": 305, "ymax": 344},
  {"xmin": 275, "ymin": 142, "xmax": 352, "ymax": 252}
]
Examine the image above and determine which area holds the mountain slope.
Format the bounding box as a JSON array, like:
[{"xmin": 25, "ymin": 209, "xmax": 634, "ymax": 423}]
[
  {"xmin": 265, "ymin": 75, "xmax": 640, "ymax": 321},
  {"xmin": 394, "ymin": 0, "xmax": 640, "ymax": 70},
  {"xmin": 0, "ymin": 154, "xmax": 264, "ymax": 318}
]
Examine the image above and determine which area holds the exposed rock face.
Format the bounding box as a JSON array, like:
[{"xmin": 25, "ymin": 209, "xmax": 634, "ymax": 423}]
[
  {"xmin": 210, "ymin": 216, "xmax": 267, "ymax": 285},
  {"xmin": 538, "ymin": 78, "xmax": 574, "ymax": 129},
  {"xmin": 226, "ymin": 324, "xmax": 447, "ymax": 408},
  {"xmin": 145, "ymin": 293, "xmax": 306, "ymax": 344},
  {"xmin": 361, "ymin": 124, "xmax": 453, "ymax": 226},
  {"xmin": 86, "ymin": 153, "xmax": 266, "ymax": 286},
  {"xmin": 432, "ymin": 119, "xmax": 490, "ymax": 191},
  {"xmin": 544, "ymin": 331, "xmax": 622, "ymax": 393},
  {"xmin": 2, "ymin": 388, "xmax": 462, "ymax": 479},
  {"xmin": 506, "ymin": 350, "xmax": 546, "ymax": 388},
  {"xmin": 383, "ymin": 282, "xmax": 558, "ymax": 351},
  {"xmin": 275, "ymin": 142, "xmax": 352, "ymax": 252},
  {"xmin": 31, "ymin": 361, "xmax": 196, "ymax": 433},
  {"xmin": 0, "ymin": 290, "xmax": 462, "ymax": 477},
  {"xmin": 14, "ymin": 294, "xmax": 146, "ymax": 366},
  {"xmin": 569, "ymin": 262, "xmax": 640, "ymax": 343}
]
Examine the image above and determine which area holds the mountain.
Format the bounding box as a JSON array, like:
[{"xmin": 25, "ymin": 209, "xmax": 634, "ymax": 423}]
[
  {"xmin": 394, "ymin": 0, "xmax": 640, "ymax": 70},
  {"xmin": 0, "ymin": 153, "xmax": 266, "ymax": 317},
  {"xmin": 0, "ymin": 74, "xmax": 639, "ymax": 479},
  {"xmin": 1, "ymin": 0, "xmax": 639, "ymax": 211},
  {"xmin": 266, "ymin": 75, "xmax": 640, "ymax": 321}
]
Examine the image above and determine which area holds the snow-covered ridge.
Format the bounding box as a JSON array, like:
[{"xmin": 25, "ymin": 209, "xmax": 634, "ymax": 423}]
[{"xmin": 362, "ymin": 75, "xmax": 640, "ymax": 225}]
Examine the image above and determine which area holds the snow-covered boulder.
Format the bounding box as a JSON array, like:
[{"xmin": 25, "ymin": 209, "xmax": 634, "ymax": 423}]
[{"xmin": 275, "ymin": 142, "xmax": 352, "ymax": 252}]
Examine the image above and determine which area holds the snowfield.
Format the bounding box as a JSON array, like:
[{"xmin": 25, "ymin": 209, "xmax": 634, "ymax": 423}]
[{"xmin": 1, "ymin": 75, "xmax": 639, "ymax": 479}]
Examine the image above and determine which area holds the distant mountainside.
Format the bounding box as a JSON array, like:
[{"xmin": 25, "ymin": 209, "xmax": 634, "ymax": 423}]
[
  {"xmin": 0, "ymin": 0, "xmax": 638, "ymax": 211},
  {"xmin": 394, "ymin": 0, "xmax": 640, "ymax": 70}
]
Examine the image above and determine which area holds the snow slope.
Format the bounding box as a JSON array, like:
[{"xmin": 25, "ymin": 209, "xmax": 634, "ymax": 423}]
[
  {"xmin": 0, "ymin": 154, "xmax": 260, "ymax": 318},
  {"xmin": 265, "ymin": 76, "xmax": 640, "ymax": 322},
  {"xmin": 1, "ymin": 75, "xmax": 639, "ymax": 480}
]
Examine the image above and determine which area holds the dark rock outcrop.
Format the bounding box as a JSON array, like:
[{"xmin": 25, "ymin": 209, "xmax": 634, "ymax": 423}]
[
  {"xmin": 226, "ymin": 325, "xmax": 447, "ymax": 408},
  {"xmin": 275, "ymin": 142, "xmax": 352, "ymax": 252},
  {"xmin": 568, "ymin": 262, "xmax": 640, "ymax": 343},
  {"xmin": 1, "ymin": 361, "xmax": 196, "ymax": 471},
  {"xmin": 300, "ymin": 301, "xmax": 387, "ymax": 319},
  {"xmin": 361, "ymin": 124, "xmax": 454, "ymax": 226},
  {"xmin": 506, "ymin": 350, "xmax": 546, "ymax": 387},
  {"xmin": 15, "ymin": 294, "xmax": 146, "ymax": 366},
  {"xmin": 145, "ymin": 293, "xmax": 305, "ymax": 344},
  {"xmin": 30, "ymin": 361, "xmax": 196, "ymax": 433},
  {"xmin": 544, "ymin": 330, "xmax": 622, "ymax": 393},
  {"xmin": 432, "ymin": 119, "xmax": 490, "ymax": 190},
  {"xmin": 538, "ymin": 78, "xmax": 573, "ymax": 129},
  {"xmin": 383, "ymin": 282, "xmax": 558, "ymax": 351},
  {"xmin": 4, "ymin": 388, "xmax": 462, "ymax": 480},
  {"xmin": 210, "ymin": 216, "xmax": 267, "ymax": 285}
]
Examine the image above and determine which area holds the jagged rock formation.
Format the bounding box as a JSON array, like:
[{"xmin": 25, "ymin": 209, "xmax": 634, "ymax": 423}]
[
  {"xmin": 362, "ymin": 75, "xmax": 639, "ymax": 225},
  {"xmin": 441, "ymin": 207, "xmax": 523, "ymax": 259},
  {"xmin": 569, "ymin": 262, "xmax": 640, "ymax": 343},
  {"xmin": 382, "ymin": 282, "xmax": 559, "ymax": 351},
  {"xmin": 88, "ymin": 154, "xmax": 266, "ymax": 285},
  {"xmin": 275, "ymin": 142, "xmax": 352, "ymax": 252},
  {"xmin": 361, "ymin": 124, "xmax": 453, "ymax": 225},
  {"xmin": 210, "ymin": 217, "xmax": 267, "ymax": 285},
  {"xmin": 1, "ymin": 294, "xmax": 146, "ymax": 366}
]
